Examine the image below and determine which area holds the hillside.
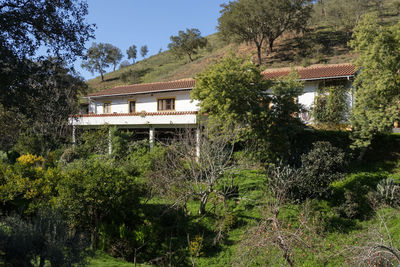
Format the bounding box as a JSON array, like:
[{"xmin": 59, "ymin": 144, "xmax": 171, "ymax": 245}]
[{"xmin": 86, "ymin": 31, "xmax": 356, "ymax": 94}]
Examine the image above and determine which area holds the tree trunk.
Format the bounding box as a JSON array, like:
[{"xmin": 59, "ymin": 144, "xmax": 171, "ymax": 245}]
[
  {"xmin": 269, "ymin": 39, "xmax": 275, "ymax": 53},
  {"xmin": 39, "ymin": 254, "xmax": 45, "ymax": 267},
  {"xmin": 100, "ymin": 72, "xmax": 104, "ymax": 82},
  {"xmin": 357, "ymin": 146, "xmax": 367, "ymax": 162},
  {"xmin": 198, "ymin": 193, "xmax": 209, "ymax": 215},
  {"xmin": 256, "ymin": 43, "xmax": 262, "ymax": 66},
  {"xmin": 188, "ymin": 53, "xmax": 193, "ymax": 62}
]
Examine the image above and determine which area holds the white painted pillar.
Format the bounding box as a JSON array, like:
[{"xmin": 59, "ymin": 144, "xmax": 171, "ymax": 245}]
[
  {"xmin": 72, "ymin": 125, "xmax": 76, "ymax": 147},
  {"xmin": 108, "ymin": 128, "xmax": 112, "ymax": 154},
  {"xmin": 195, "ymin": 127, "xmax": 201, "ymax": 159},
  {"xmin": 149, "ymin": 127, "xmax": 155, "ymax": 149}
]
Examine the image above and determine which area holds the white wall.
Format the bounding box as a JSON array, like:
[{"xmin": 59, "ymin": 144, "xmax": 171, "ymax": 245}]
[
  {"xmin": 298, "ymin": 82, "xmax": 319, "ymax": 109},
  {"xmin": 91, "ymin": 90, "xmax": 199, "ymax": 114}
]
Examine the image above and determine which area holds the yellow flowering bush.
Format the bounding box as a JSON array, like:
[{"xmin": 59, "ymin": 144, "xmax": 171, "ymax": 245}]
[{"xmin": 17, "ymin": 154, "xmax": 44, "ymax": 166}]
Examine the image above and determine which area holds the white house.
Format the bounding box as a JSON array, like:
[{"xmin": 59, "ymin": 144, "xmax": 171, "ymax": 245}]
[
  {"xmin": 262, "ymin": 63, "xmax": 356, "ymax": 123},
  {"xmin": 70, "ymin": 63, "xmax": 356, "ymax": 148}
]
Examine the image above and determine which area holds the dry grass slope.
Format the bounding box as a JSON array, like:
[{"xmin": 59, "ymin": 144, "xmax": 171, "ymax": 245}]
[{"xmin": 86, "ymin": 31, "xmax": 356, "ymax": 94}]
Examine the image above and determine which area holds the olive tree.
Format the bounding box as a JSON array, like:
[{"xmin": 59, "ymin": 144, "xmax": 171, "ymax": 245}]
[{"xmin": 168, "ymin": 28, "xmax": 207, "ymax": 62}]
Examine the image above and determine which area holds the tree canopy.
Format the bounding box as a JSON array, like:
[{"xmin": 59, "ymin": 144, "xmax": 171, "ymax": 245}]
[
  {"xmin": 127, "ymin": 45, "xmax": 137, "ymax": 63},
  {"xmin": 218, "ymin": 0, "xmax": 312, "ymax": 66},
  {"xmin": 140, "ymin": 45, "xmax": 149, "ymax": 58},
  {"xmin": 106, "ymin": 44, "xmax": 123, "ymax": 71},
  {"xmin": 0, "ymin": 0, "xmax": 94, "ymax": 152},
  {"xmin": 349, "ymin": 13, "xmax": 400, "ymax": 150},
  {"xmin": 81, "ymin": 42, "xmax": 119, "ymax": 82},
  {"xmin": 192, "ymin": 55, "xmax": 304, "ymax": 162},
  {"xmin": 0, "ymin": 0, "xmax": 94, "ymax": 61},
  {"xmin": 168, "ymin": 28, "xmax": 207, "ymax": 62}
]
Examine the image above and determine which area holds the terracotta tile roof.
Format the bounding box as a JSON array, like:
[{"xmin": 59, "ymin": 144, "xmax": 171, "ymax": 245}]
[
  {"xmin": 262, "ymin": 63, "xmax": 356, "ymax": 80},
  {"xmin": 71, "ymin": 111, "xmax": 198, "ymax": 118},
  {"xmin": 87, "ymin": 78, "xmax": 195, "ymax": 97}
]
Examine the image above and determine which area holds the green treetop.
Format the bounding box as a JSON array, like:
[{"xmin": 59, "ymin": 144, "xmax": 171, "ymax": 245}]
[{"xmin": 168, "ymin": 28, "xmax": 207, "ymax": 62}]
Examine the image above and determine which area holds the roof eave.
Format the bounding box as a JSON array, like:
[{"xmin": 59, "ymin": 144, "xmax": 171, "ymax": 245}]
[{"xmin": 299, "ymin": 75, "xmax": 354, "ymax": 81}]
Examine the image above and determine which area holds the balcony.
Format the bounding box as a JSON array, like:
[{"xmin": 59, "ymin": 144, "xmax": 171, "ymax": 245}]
[{"xmin": 69, "ymin": 111, "xmax": 198, "ymax": 128}]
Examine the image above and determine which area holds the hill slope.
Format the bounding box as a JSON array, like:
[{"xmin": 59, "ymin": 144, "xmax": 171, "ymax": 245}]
[{"xmin": 86, "ymin": 31, "xmax": 356, "ymax": 94}]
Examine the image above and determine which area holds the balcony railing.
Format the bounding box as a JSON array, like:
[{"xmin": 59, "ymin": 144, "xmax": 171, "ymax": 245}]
[{"xmin": 69, "ymin": 111, "xmax": 198, "ymax": 126}]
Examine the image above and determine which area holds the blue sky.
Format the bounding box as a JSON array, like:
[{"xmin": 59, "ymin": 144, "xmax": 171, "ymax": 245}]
[{"xmin": 76, "ymin": 0, "xmax": 227, "ymax": 80}]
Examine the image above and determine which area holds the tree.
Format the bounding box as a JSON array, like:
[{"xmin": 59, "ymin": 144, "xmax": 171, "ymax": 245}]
[
  {"xmin": 349, "ymin": 13, "xmax": 400, "ymax": 152},
  {"xmin": 0, "ymin": 0, "xmax": 94, "ymax": 149},
  {"xmin": 140, "ymin": 45, "xmax": 149, "ymax": 58},
  {"xmin": 168, "ymin": 28, "xmax": 207, "ymax": 62},
  {"xmin": 192, "ymin": 55, "xmax": 304, "ymax": 163},
  {"xmin": 218, "ymin": 0, "xmax": 312, "ymax": 66},
  {"xmin": 106, "ymin": 44, "xmax": 123, "ymax": 71},
  {"xmin": 81, "ymin": 42, "xmax": 115, "ymax": 82},
  {"xmin": 0, "ymin": 0, "xmax": 94, "ymax": 62},
  {"xmin": 0, "ymin": 59, "xmax": 86, "ymax": 153},
  {"xmin": 57, "ymin": 157, "xmax": 141, "ymax": 248},
  {"xmin": 192, "ymin": 56, "xmax": 270, "ymax": 129},
  {"xmin": 234, "ymin": 166, "xmax": 321, "ymax": 267},
  {"xmin": 127, "ymin": 45, "xmax": 137, "ymax": 63},
  {"xmin": 148, "ymin": 125, "xmax": 241, "ymax": 215}
]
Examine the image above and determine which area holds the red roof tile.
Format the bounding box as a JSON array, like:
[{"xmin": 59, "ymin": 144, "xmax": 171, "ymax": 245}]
[
  {"xmin": 87, "ymin": 78, "xmax": 195, "ymax": 97},
  {"xmin": 262, "ymin": 63, "xmax": 356, "ymax": 80}
]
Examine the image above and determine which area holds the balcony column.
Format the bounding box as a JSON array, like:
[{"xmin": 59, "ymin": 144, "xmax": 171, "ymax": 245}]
[
  {"xmin": 149, "ymin": 127, "xmax": 155, "ymax": 149},
  {"xmin": 195, "ymin": 127, "xmax": 200, "ymax": 160},
  {"xmin": 108, "ymin": 127, "xmax": 112, "ymax": 154},
  {"xmin": 72, "ymin": 125, "xmax": 76, "ymax": 147}
]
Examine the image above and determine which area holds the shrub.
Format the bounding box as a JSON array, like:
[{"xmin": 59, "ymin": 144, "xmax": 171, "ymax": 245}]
[
  {"xmin": 0, "ymin": 209, "xmax": 89, "ymax": 266},
  {"xmin": 376, "ymin": 178, "xmax": 400, "ymax": 207},
  {"xmin": 295, "ymin": 141, "xmax": 346, "ymax": 200},
  {"xmin": 334, "ymin": 190, "xmax": 360, "ymax": 219},
  {"xmin": 120, "ymin": 69, "xmax": 142, "ymax": 83},
  {"xmin": 57, "ymin": 157, "xmax": 141, "ymax": 249},
  {"xmin": 279, "ymin": 141, "xmax": 346, "ymax": 202}
]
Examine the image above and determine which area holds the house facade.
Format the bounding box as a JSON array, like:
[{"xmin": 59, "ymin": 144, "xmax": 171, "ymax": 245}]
[
  {"xmin": 70, "ymin": 63, "xmax": 356, "ymax": 148},
  {"xmin": 262, "ymin": 63, "xmax": 356, "ymax": 123}
]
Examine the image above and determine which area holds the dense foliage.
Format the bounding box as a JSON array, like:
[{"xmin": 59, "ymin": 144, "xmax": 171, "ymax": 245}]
[
  {"xmin": 193, "ymin": 55, "xmax": 304, "ymax": 163},
  {"xmin": 350, "ymin": 13, "xmax": 400, "ymax": 150},
  {"xmin": 311, "ymin": 84, "xmax": 350, "ymax": 128}
]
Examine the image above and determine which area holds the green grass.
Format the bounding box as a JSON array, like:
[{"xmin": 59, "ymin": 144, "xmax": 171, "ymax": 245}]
[{"xmin": 88, "ymin": 251, "xmax": 152, "ymax": 267}]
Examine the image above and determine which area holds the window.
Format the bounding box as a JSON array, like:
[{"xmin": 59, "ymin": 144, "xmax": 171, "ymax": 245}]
[
  {"xmin": 157, "ymin": 98, "xmax": 175, "ymax": 111},
  {"xmin": 128, "ymin": 100, "xmax": 136, "ymax": 113},
  {"xmin": 103, "ymin": 102, "xmax": 111, "ymax": 114}
]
